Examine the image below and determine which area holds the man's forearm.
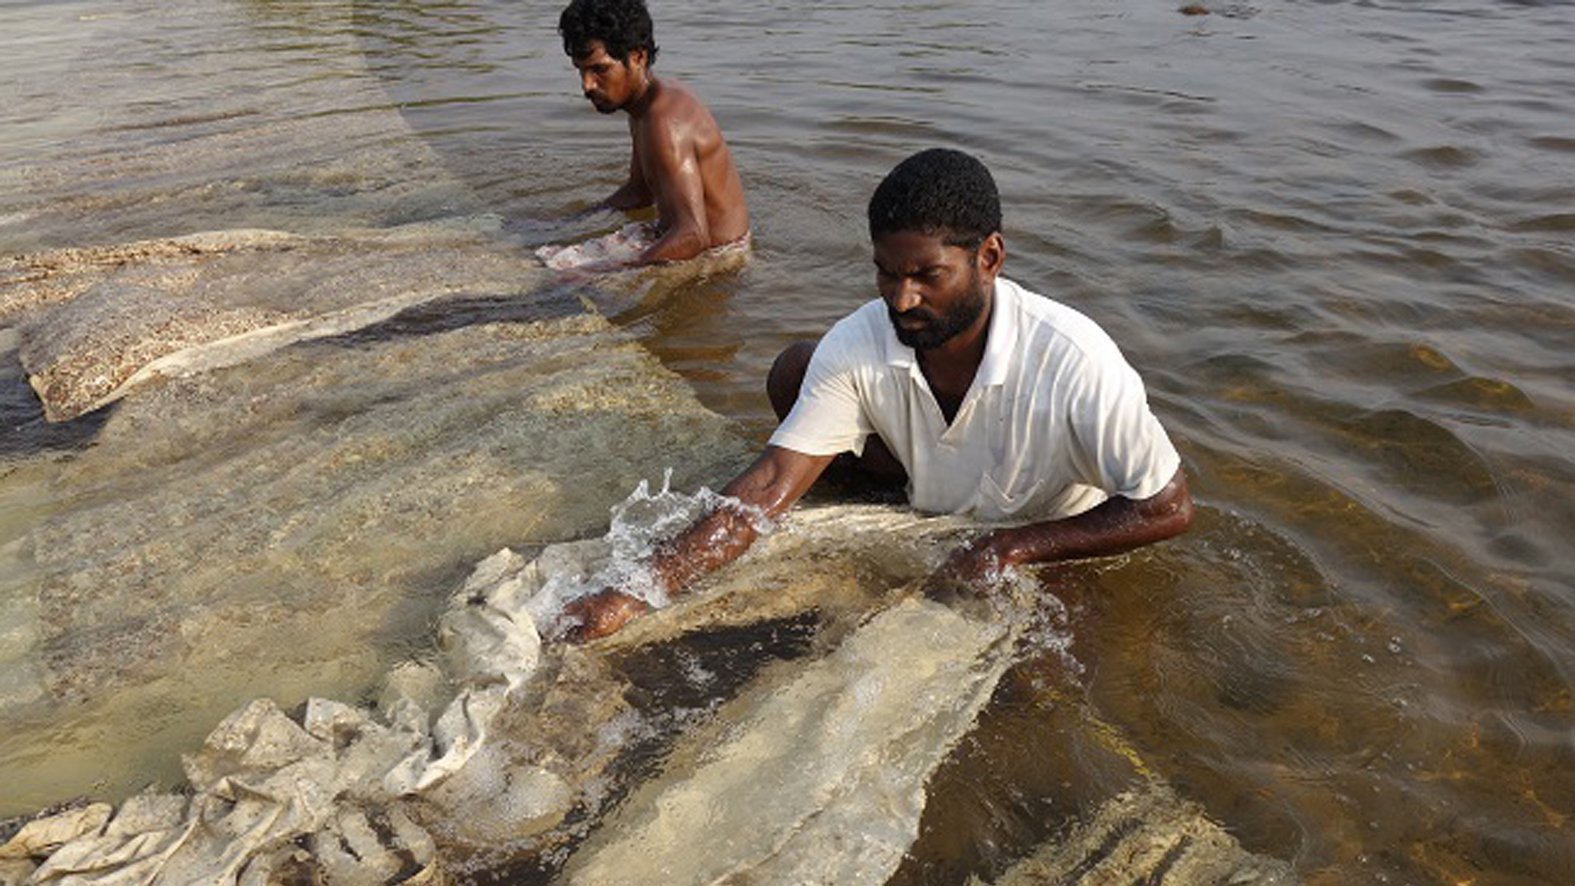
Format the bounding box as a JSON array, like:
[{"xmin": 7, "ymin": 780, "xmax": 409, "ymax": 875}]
[
  {"xmin": 646, "ymin": 446, "xmax": 834, "ymax": 595},
  {"xmin": 647, "ymin": 502, "xmax": 761, "ymax": 594},
  {"xmin": 983, "ymin": 469, "xmax": 1193, "ymax": 568}
]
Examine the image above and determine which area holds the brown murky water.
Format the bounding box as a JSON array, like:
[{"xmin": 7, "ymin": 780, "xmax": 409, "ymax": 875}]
[{"xmin": 2, "ymin": 0, "xmax": 1572, "ymax": 882}]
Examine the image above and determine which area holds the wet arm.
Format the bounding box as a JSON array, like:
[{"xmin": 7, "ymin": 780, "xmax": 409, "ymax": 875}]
[
  {"xmin": 938, "ymin": 468, "xmax": 1194, "ymax": 588},
  {"xmin": 566, "ymin": 446, "xmax": 833, "ymax": 640},
  {"xmin": 636, "ymin": 127, "xmax": 710, "ymax": 263},
  {"xmin": 647, "ymin": 446, "xmax": 834, "ymax": 591}
]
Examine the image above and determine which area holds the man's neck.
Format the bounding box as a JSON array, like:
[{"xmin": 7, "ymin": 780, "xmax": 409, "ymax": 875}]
[
  {"xmin": 917, "ymin": 300, "xmax": 993, "ymax": 421},
  {"xmin": 624, "ymin": 75, "xmax": 659, "ymax": 119}
]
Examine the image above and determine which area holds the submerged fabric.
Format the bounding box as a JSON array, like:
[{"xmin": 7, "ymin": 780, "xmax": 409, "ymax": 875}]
[
  {"xmin": 770, "ymin": 277, "xmax": 1182, "ymax": 520},
  {"xmin": 535, "ymin": 221, "xmax": 752, "ymax": 272},
  {"xmin": 536, "ymin": 222, "xmax": 659, "ymax": 271},
  {"xmin": 0, "ymin": 508, "xmax": 998, "ymax": 883},
  {"xmin": 566, "ymin": 596, "xmax": 1017, "ymax": 885},
  {"xmin": 3, "ymin": 223, "xmax": 547, "ymax": 421}
]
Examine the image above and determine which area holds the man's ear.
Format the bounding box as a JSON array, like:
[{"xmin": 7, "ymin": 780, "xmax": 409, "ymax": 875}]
[
  {"xmin": 626, "ymin": 47, "xmax": 649, "ymax": 73},
  {"xmin": 977, "ymin": 232, "xmax": 1006, "ymax": 280}
]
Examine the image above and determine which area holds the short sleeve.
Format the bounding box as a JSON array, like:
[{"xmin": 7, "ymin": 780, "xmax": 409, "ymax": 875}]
[
  {"xmin": 1066, "ymin": 349, "xmax": 1181, "ymax": 500},
  {"xmin": 767, "ymin": 320, "xmax": 875, "ymax": 457}
]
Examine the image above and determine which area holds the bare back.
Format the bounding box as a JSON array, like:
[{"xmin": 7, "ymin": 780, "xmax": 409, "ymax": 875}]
[{"xmin": 629, "ymin": 78, "xmax": 749, "ymax": 248}]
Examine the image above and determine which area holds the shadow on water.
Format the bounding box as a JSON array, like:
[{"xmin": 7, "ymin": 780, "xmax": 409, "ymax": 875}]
[
  {"xmin": 321, "ymin": 282, "xmax": 588, "ymax": 347},
  {"xmin": 0, "ymin": 351, "xmax": 111, "ymax": 462}
]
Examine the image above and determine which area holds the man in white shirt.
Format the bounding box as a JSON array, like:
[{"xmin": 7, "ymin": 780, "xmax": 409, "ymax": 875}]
[{"xmin": 567, "ymin": 148, "xmax": 1193, "ymax": 640}]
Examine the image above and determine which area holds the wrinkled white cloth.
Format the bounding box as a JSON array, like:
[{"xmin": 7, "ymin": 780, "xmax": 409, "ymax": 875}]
[
  {"xmin": 6, "ymin": 509, "xmax": 1018, "ymax": 885},
  {"xmin": 534, "ymin": 221, "xmax": 753, "ymax": 272},
  {"xmin": 14, "ymin": 541, "xmax": 575, "ymax": 885},
  {"xmin": 565, "ymin": 596, "xmax": 1018, "ymax": 885},
  {"xmin": 536, "ymin": 222, "xmax": 658, "ymax": 271}
]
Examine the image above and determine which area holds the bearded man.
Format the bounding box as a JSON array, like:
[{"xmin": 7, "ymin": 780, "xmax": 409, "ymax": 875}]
[
  {"xmin": 567, "ymin": 148, "xmax": 1192, "ymax": 639},
  {"xmin": 546, "ymin": 0, "xmax": 749, "ymax": 268}
]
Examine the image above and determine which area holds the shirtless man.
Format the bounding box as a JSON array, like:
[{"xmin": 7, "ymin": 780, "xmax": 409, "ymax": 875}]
[
  {"xmin": 564, "ymin": 149, "xmax": 1193, "ymax": 640},
  {"xmin": 556, "ymin": 0, "xmax": 749, "ymax": 264}
]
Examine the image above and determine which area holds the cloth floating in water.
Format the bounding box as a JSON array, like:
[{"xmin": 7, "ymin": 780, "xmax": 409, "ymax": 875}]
[
  {"xmin": 0, "ymin": 222, "xmax": 548, "ymax": 421},
  {"xmin": 0, "ymin": 507, "xmax": 1014, "ymax": 884},
  {"xmin": 536, "ymin": 222, "xmax": 659, "ymax": 271}
]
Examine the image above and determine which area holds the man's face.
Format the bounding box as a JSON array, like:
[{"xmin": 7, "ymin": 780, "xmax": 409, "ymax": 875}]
[
  {"xmin": 873, "ymin": 230, "xmax": 994, "ymax": 351},
  {"xmin": 571, "ymin": 41, "xmax": 645, "ymax": 114}
]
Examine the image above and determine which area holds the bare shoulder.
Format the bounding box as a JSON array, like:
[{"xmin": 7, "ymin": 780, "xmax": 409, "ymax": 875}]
[{"xmin": 648, "ymin": 77, "xmax": 723, "ymax": 141}]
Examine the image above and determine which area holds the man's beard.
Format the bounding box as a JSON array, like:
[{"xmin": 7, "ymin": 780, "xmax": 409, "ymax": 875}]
[{"xmin": 888, "ymin": 272, "xmax": 988, "ymax": 350}]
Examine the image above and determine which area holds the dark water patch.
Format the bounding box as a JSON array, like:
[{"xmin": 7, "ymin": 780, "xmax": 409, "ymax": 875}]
[
  {"xmin": 1420, "ymin": 76, "xmax": 1484, "ymax": 94},
  {"xmin": 612, "ymin": 613, "xmax": 822, "ymax": 721},
  {"xmin": 1415, "ymin": 376, "xmax": 1537, "ymax": 415},
  {"xmin": 1225, "ymin": 206, "xmax": 1338, "ymax": 235},
  {"xmin": 1335, "ymin": 407, "xmax": 1501, "ymax": 508},
  {"xmin": 1526, "ymin": 134, "xmax": 1575, "ymax": 153},
  {"xmin": 1506, "ymin": 245, "xmax": 1575, "ymax": 282},
  {"xmin": 1485, "ymin": 529, "xmax": 1547, "ymax": 569},
  {"xmin": 1507, "ymin": 212, "xmax": 1575, "ymax": 233},
  {"xmin": 1400, "ymin": 145, "xmax": 1482, "ymax": 170},
  {"xmin": 1325, "ymin": 119, "xmax": 1401, "ymax": 144},
  {"xmin": 321, "ymin": 286, "xmax": 586, "ymax": 347},
  {"xmin": 815, "ymin": 114, "xmax": 940, "ymax": 140},
  {"xmin": 0, "ymin": 339, "xmax": 110, "ymax": 460}
]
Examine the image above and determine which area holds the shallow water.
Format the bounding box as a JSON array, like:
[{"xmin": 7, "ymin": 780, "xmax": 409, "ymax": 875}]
[{"xmin": 2, "ymin": 0, "xmax": 1573, "ymax": 882}]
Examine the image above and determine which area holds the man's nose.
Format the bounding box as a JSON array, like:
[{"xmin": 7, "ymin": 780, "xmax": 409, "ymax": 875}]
[
  {"xmin": 887, "ymin": 279, "xmax": 922, "ymax": 313},
  {"xmin": 580, "ymin": 72, "xmax": 596, "ymax": 94}
]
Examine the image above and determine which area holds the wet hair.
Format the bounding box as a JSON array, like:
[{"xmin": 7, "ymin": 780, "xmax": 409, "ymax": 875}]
[
  {"xmin": 559, "ymin": 0, "xmax": 659, "ymax": 66},
  {"xmin": 867, "ymin": 148, "xmax": 1001, "ymax": 249}
]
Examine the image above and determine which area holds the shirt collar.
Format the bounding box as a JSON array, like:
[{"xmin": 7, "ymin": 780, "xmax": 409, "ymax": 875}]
[{"xmin": 883, "ymin": 276, "xmax": 1018, "ymax": 388}]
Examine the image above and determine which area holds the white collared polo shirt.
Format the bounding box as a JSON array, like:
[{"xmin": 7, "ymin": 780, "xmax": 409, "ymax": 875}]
[{"xmin": 769, "ymin": 277, "xmax": 1181, "ymax": 521}]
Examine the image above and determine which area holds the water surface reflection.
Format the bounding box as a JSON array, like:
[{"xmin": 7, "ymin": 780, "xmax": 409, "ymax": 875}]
[{"xmin": 1, "ymin": 0, "xmax": 1572, "ymax": 882}]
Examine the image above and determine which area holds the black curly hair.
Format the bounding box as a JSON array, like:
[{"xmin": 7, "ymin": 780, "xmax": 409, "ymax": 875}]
[
  {"xmin": 559, "ymin": 0, "xmax": 659, "ymax": 66},
  {"xmin": 867, "ymin": 148, "xmax": 1001, "ymax": 250}
]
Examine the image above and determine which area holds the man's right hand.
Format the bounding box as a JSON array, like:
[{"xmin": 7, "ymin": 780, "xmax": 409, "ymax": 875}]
[{"xmin": 562, "ymin": 589, "xmax": 651, "ymax": 643}]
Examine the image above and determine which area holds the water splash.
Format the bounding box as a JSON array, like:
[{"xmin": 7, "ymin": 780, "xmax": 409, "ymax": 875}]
[
  {"xmin": 989, "ymin": 566, "xmax": 1084, "ymax": 677},
  {"xmin": 527, "ymin": 469, "xmax": 774, "ymax": 634}
]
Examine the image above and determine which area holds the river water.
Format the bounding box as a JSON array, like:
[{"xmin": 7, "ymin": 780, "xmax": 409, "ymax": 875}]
[{"xmin": 2, "ymin": 0, "xmax": 1572, "ymax": 883}]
